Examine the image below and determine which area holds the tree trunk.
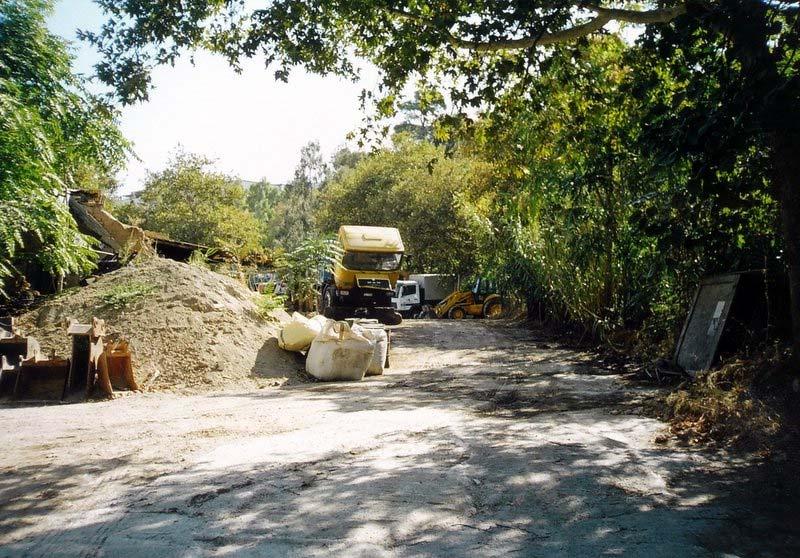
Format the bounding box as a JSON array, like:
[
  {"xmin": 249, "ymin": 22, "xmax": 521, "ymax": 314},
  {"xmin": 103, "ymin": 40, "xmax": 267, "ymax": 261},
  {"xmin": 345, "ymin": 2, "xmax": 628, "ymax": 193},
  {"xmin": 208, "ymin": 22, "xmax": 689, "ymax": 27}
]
[
  {"xmin": 601, "ymin": 158, "xmax": 617, "ymax": 318},
  {"xmin": 771, "ymin": 135, "xmax": 800, "ymax": 365}
]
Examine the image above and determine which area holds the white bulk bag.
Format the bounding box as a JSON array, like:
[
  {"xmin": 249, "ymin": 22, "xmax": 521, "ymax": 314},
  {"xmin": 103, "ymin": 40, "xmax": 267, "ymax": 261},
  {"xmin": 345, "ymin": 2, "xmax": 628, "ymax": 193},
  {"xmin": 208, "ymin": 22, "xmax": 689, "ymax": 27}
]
[
  {"xmin": 278, "ymin": 312, "xmax": 324, "ymax": 352},
  {"xmin": 361, "ymin": 327, "xmax": 388, "ymax": 376},
  {"xmin": 306, "ymin": 320, "xmax": 374, "ymax": 381}
]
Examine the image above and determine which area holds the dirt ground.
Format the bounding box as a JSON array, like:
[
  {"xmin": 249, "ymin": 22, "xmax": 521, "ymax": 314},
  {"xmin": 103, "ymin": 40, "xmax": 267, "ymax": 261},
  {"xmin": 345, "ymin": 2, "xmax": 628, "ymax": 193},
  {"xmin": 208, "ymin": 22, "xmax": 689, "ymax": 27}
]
[{"xmin": 0, "ymin": 320, "xmax": 797, "ymax": 557}]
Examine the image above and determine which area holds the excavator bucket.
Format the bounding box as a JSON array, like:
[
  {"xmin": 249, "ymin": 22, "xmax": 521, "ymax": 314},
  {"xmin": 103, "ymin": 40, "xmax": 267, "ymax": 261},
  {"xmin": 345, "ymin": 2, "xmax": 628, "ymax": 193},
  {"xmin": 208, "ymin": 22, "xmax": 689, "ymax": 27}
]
[
  {"xmin": 14, "ymin": 355, "xmax": 70, "ymax": 400},
  {"xmin": 105, "ymin": 339, "xmax": 138, "ymax": 391},
  {"xmin": 65, "ymin": 317, "xmax": 114, "ymax": 398},
  {"xmin": 1, "ymin": 317, "xmax": 137, "ymax": 400},
  {"xmin": 0, "ymin": 355, "xmax": 18, "ymax": 396},
  {"xmin": 65, "ymin": 318, "xmax": 137, "ymax": 398},
  {"xmin": 0, "ymin": 328, "xmax": 42, "ymax": 397}
]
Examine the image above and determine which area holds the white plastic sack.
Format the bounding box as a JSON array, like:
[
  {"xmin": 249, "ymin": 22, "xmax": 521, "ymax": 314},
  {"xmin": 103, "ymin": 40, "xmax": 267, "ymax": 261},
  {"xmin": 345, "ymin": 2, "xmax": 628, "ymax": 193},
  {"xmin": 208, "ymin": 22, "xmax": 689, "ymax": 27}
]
[
  {"xmin": 361, "ymin": 327, "xmax": 388, "ymax": 376},
  {"xmin": 278, "ymin": 312, "xmax": 324, "ymax": 352},
  {"xmin": 306, "ymin": 320, "xmax": 374, "ymax": 381}
]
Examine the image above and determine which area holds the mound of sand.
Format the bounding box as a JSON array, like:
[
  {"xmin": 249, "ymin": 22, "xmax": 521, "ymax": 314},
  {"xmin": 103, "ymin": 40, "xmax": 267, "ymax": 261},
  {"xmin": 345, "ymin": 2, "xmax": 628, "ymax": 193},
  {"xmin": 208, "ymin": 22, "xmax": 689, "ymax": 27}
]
[{"xmin": 16, "ymin": 257, "xmax": 303, "ymax": 392}]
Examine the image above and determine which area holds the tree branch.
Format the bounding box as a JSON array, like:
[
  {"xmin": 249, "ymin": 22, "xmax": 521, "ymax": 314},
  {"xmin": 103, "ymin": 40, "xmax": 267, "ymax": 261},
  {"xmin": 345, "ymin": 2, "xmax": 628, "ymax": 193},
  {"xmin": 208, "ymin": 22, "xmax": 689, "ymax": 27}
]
[
  {"xmin": 389, "ymin": 3, "xmax": 688, "ymax": 52},
  {"xmin": 588, "ymin": 4, "xmax": 688, "ymax": 25}
]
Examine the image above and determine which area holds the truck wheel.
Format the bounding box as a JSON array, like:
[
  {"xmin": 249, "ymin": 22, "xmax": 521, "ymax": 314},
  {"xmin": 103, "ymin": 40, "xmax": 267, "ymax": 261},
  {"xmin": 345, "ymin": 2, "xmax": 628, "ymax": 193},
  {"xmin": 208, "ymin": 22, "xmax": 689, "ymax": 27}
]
[
  {"xmin": 448, "ymin": 306, "xmax": 466, "ymax": 319},
  {"xmin": 483, "ymin": 299, "xmax": 503, "ymax": 319},
  {"xmin": 324, "ymin": 305, "xmax": 349, "ymax": 321},
  {"xmin": 377, "ymin": 310, "xmax": 403, "ymax": 326}
]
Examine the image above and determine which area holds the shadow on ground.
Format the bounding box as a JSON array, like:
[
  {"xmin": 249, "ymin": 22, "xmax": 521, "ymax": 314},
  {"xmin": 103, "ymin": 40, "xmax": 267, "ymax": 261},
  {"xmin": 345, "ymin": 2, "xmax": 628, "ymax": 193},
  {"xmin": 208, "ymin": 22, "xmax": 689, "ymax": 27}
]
[
  {"xmin": 1, "ymin": 320, "xmax": 797, "ymax": 557},
  {"xmin": 0, "ymin": 415, "xmax": 764, "ymax": 557}
]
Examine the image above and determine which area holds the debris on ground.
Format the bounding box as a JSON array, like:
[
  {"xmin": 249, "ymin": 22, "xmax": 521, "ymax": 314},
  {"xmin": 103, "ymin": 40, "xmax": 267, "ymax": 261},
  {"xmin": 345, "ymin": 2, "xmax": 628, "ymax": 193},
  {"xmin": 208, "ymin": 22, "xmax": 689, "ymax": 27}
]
[
  {"xmin": 664, "ymin": 349, "xmax": 794, "ymax": 450},
  {"xmin": 15, "ymin": 257, "xmax": 301, "ymax": 392}
]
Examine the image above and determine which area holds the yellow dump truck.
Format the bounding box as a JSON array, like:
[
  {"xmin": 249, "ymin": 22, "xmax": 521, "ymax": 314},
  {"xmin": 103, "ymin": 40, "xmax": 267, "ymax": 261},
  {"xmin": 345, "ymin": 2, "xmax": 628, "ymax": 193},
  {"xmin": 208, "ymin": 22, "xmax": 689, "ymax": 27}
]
[{"xmin": 318, "ymin": 226, "xmax": 405, "ymax": 325}]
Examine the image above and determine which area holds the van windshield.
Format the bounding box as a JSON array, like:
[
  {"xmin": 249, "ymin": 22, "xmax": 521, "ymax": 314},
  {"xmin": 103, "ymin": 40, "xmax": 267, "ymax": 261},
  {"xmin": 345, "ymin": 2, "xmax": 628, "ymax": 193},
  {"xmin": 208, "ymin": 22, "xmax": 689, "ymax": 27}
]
[{"xmin": 342, "ymin": 251, "xmax": 402, "ymax": 271}]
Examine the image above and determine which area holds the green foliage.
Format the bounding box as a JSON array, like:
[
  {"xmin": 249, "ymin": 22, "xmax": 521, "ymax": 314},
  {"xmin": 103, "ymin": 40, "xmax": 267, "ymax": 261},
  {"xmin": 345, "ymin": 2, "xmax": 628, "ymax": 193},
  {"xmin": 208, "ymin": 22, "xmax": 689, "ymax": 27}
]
[
  {"xmin": 317, "ymin": 134, "xmax": 494, "ymax": 277},
  {"xmin": 116, "ymin": 151, "xmax": 262, "ymax": 258},
  {"xmin": 479, "ymin": 38, "xmax": 655, "ymax": 332},
  {"xmin": 393, "ymin": 90, "xmax": 446, "ymax": 141},
  {"xmin": 98, "ymin": 281, "xmax": 155, "ymax": 310},
  {"xmin": 275, "ymin": 236, "xmax": 338, "ymax": 311},
  {"xmin": 0, "ymin": 0, "xmax": 129, "ymax": 296},
  {"xmin": 478, "ymin": 36, "xmax": 780, "ymax": 346},
  {"xmin": 267, "ymin": 141, "xmax": 327, "ymax": 250},
  {"xmin": 245, "ymin": 179, "xmax": 282, "ymax": 247},
  {"xmin": 80, "ymin": 1, "xmax": 646, "ymax": 108},
  {"xmin": 255, "ymin": 283, "xmax": 287, "ymax": 318}
]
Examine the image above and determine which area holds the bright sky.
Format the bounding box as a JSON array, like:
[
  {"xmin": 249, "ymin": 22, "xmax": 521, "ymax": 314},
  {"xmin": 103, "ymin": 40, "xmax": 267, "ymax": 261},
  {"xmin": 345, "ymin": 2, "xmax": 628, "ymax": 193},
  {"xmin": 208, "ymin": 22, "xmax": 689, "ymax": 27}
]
[{"xmin": 48, "ymin": 0, "xmax": 379, "ymax": 194}]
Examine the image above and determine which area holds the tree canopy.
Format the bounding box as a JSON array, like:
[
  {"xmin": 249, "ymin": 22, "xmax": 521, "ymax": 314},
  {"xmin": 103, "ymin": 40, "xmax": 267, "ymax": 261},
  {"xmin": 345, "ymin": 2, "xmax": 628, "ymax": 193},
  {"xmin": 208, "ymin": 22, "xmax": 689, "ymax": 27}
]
[
  {"xmin": 0, "ymin": 0, "xmax": 128, "ymax": 295},
  {"xmin": 82, "ymin": 1, "xmax": 690, "ymax": 106},
  {"xmin": 267, "ymin": 141, "xmax": 327, "ymax": 250},
  {"xmin": 78, "ymin": 0, "xmax": 800, "ymax": 359},
  {"xmin": 116, "ymin": 152, "xmax": 262, "ymax": 258},
  {"xmin": 317, "ymin": 134, "xmax": 494, "ymax": 277}
]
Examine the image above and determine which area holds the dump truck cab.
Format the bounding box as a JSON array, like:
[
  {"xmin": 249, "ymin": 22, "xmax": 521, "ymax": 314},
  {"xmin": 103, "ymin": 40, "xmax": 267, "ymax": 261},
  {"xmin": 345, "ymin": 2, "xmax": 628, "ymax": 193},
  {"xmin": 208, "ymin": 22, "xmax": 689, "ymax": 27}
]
[{"xmin": 318, "ymin": 226, "xmax": 404, "ymax": 325}]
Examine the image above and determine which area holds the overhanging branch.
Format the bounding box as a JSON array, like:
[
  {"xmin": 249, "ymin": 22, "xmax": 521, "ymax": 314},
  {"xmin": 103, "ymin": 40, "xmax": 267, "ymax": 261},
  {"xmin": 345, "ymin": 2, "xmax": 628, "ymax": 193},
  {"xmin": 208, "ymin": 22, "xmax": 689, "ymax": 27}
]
[
  {"xmin": 589, "ymin": 4, "xmax": 688, "ymax": 25},
  {"xmin": 389, "ymin": 3, "xmax": 688, "ymax": 52}
]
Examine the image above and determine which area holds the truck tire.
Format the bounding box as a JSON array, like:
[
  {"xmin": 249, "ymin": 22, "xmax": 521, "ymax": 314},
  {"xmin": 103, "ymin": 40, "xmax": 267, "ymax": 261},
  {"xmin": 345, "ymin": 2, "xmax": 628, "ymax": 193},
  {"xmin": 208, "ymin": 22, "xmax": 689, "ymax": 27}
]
[{"xmin": 376, "ymin": 309, "xmax": 403, "ymax": 326}]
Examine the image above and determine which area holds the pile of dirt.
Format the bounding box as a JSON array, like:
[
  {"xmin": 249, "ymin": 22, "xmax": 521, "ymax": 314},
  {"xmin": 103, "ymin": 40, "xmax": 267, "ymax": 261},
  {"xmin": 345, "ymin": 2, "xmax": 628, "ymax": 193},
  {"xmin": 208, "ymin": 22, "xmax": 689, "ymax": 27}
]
[{"xmin": 16, "ymin": 257, "xmax": 303, "ymax": 392}]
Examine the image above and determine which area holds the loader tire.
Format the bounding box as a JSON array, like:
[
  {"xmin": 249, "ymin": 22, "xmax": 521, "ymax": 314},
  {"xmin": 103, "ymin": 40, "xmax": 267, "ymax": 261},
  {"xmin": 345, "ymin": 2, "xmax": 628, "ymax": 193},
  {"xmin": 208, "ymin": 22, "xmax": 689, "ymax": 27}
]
[
  {"xmin": 448, "ymin": 306, "xmax": 466, "ymax": 320},
  {"xmin": 483, "ymin": 298, "xmax": 503, "ymax": 320}
]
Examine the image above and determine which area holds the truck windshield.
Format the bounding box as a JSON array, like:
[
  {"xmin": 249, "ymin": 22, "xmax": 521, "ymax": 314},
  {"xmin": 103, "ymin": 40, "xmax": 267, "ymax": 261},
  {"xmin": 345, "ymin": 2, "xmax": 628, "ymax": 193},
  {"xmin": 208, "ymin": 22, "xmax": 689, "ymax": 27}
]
[{"xmin": 342, "ymin": 251, "xmax": 402, "ymax": 271}]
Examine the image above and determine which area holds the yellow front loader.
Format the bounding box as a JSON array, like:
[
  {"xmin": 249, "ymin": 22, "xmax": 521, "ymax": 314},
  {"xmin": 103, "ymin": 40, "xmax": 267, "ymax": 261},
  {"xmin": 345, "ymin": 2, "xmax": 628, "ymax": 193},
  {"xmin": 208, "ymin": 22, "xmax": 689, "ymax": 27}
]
[{"xmin": 434, "ymin": 278, "xmax": 503, "ymax": 319}]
